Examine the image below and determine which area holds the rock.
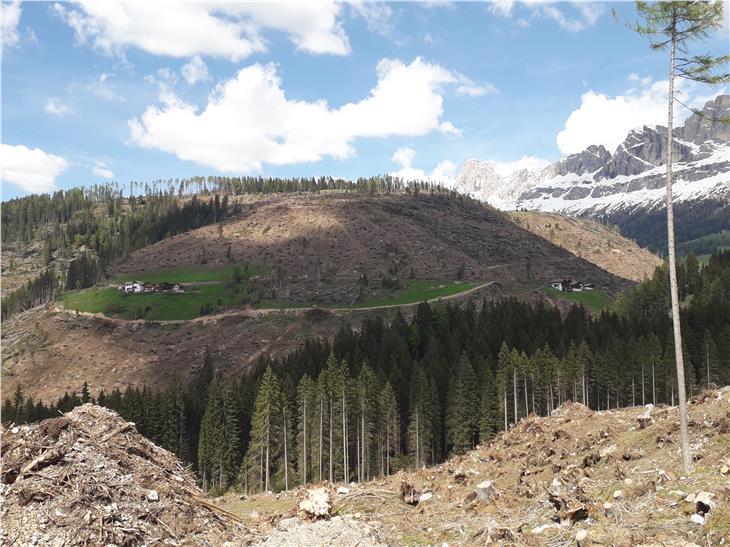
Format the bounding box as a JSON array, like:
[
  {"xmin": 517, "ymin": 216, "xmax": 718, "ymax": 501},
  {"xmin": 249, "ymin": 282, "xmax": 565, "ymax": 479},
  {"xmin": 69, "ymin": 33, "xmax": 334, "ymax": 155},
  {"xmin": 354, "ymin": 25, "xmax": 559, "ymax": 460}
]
[
  {"xmin": 299, "ymin": 487, "xmax": 331, "ymax": 519},
  {"xmin": 684, "ymin": 493, "xmax": 696, "ymax": 503},
  {"xmin": 690, "ymin": 513, "xmax": 705, "ymax": 525},
  {"xmin": 613, "ymin": 489, "xmax": 623, "ymax": 500},
  {"xmin": 418, "ymin": 492, "xmax": 433, "ymax": 502},
  {"xmin": 575, "ymin": 529, "xmax": 589, "ymax": 546},
  {"xmin": 475, "ymin": 480, "xmax": 494, "ymax": 504},
  {"xmin": 599, "ymin": 444, "xmax": 617, "ymax": 458},
  {"xmin": 721, "ymin": 465, "xmax": 729, "ymax": 475},
  {"xmin": 337, "ymin": 486, "xmax": 350, "ymax": 495},
  {"xmin": 603, "ymin": 501, "xmax": 616, "ymax": 519},
  {"xmin": 147, "ymin": 489, "xmax": 159, "ymax": 501}
]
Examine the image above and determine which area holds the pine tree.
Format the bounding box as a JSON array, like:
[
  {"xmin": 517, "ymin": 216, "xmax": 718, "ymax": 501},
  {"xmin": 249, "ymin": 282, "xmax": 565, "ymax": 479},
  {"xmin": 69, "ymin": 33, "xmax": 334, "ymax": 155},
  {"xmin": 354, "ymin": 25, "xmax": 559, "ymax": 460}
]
[
  {"xmin": 407, "ymin": 366, "xmax": 431, "ymax": 469},
  {"xmin": 356, "ymin": 364, "xmax": 377, "ymax": 482},
  {"xmin": 243, "ymin": 367, "xmax": 282, "ymax": 493},
  {"xmin": 296, "ymin": 374, "xmax": 316, "ymax": 484},
  {"xmin": 630, "ymin": 0, "xmax": 729, "ymax": 473},
  {"xmin": 379, "ymin": 381, "xmax": 399, "ymax": 476},
  {"xmin": 446, "ymin": 355, "xmax": 479, "ymax": 455},
  {"xmin": 496, "ymin": 343, "xmax": 512, "ymax": 429}
]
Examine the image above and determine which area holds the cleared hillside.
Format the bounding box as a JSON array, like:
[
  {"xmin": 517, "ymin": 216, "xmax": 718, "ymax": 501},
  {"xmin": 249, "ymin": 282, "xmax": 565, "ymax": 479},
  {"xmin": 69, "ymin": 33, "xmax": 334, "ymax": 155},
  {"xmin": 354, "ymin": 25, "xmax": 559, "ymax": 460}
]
[
  {"xmin": 219, "ymin": 388, "xmax": 730, "ymax": 546},
  {"xmin": 510, "ymin": 211, "xmax": 662, "ymax": 282},
  {"xmin": 117, "ymin": 193, "xmax": 629, "ymax": 304}
]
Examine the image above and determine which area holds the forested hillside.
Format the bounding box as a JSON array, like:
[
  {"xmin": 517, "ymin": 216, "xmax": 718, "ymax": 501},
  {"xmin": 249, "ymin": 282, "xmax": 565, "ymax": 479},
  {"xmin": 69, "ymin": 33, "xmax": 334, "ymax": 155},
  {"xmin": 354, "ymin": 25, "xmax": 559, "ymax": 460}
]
[{"xmin": 5, "ymin": 250, "xmax": 729, "ymax": 495}]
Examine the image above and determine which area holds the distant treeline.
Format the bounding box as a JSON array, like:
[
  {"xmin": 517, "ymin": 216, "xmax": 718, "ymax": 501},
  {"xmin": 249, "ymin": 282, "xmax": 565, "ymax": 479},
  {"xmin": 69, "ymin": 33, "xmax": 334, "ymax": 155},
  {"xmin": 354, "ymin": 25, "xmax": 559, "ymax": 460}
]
[
  {"xmin": 5, "ymin": 251, "xmax": 730, "ymax": 494},
  {"xmin": 599, "ymin": 199, "xmax": 730, "ymax": 254},
  {"xmin": 1, "ymin": 177, "xmax": 457, "ymax": 320}
]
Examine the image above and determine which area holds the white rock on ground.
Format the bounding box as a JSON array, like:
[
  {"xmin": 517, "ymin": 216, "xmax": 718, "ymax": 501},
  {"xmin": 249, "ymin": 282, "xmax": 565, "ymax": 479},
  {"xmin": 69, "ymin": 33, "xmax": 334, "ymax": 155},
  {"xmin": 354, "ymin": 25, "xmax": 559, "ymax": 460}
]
[{"xmin": 299, "ymin": 488, "xmax": 331, "ymax": 518}]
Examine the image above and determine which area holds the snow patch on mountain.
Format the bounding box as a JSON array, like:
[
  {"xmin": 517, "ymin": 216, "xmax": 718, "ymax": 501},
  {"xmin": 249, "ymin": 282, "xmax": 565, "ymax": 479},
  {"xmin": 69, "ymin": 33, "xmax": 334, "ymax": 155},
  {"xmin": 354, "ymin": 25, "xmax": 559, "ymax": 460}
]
[{"xmin": 451, "ymin": 95, "xmax": 730, "ymax": 217}]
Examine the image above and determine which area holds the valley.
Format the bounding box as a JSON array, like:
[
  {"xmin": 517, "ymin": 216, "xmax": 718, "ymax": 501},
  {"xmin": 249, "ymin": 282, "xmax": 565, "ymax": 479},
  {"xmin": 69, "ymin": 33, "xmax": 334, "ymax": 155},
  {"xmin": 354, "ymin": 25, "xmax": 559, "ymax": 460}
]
[{"xmin": 2, "ymin": 191, "xmax": 638, "ymax": 403}]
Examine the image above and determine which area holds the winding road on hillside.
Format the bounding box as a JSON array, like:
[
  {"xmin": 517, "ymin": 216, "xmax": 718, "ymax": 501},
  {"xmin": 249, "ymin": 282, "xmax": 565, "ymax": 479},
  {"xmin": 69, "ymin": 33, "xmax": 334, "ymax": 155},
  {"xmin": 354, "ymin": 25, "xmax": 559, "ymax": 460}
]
[{"xmin": 56, "ymin": 280, "xmax": 497, "ymax": 325}]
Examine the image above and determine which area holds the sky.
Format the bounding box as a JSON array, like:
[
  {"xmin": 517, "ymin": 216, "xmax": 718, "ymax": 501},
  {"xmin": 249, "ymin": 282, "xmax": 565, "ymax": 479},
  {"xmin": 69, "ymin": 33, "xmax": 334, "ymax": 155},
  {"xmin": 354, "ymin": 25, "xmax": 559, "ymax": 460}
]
[{"xmin": 1, "ymin": 1, "xmax": 728, "ymax": 199}]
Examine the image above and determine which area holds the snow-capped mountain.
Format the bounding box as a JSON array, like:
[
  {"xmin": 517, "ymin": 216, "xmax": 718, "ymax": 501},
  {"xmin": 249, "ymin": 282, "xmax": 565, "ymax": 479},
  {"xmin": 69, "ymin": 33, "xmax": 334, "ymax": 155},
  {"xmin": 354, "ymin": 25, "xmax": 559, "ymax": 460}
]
[{"xmin": 453, "ymin": 95, "xmax": 730, "ymax": 217}]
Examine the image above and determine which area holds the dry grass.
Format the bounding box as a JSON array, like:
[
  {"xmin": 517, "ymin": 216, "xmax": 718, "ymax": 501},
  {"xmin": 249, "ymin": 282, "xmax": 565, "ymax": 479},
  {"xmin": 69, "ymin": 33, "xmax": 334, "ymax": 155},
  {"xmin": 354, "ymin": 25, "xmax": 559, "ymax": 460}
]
[{"xmin": 510, "ymin": 211, "xmax": 662, "ymax": 282}]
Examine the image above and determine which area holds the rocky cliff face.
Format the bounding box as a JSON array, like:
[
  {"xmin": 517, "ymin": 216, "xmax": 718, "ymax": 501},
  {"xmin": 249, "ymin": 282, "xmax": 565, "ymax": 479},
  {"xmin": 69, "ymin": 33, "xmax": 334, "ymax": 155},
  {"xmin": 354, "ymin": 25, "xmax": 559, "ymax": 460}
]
[
  {"xmin": 452, "ymin": 95, "xmax": 730, "ymax": 218},
  {"xmin": 680, "ymin": 94, "xmax": 730, "ymax": 144}
]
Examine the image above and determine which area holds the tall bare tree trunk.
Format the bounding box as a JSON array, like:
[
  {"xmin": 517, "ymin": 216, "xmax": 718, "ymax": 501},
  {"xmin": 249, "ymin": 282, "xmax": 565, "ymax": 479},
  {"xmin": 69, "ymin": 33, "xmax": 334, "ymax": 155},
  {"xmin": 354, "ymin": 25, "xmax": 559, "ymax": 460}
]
[
  {"xmin": 303, "ymin": 398, "xmax": 308, "ymax": 485},
  {"xmin": 666, "ymin": 21, "xmax": 691, "ymax": 473},
  {"xmin": 641, "ymin": 361, "xmax": 645, "ymax": 406},
  {"xmin": 513, "ymin": 367, "xmax": 518, "ymax": 423},
  {"xmin": 283, "ymin": 410, "xmax": 289, "ymax": 490},
  {"xmin": 524, "ymin": 375, "xmax": 529, "ymax": 416},
  {"xmin": 503, "ymin": 388, "xmax": 508, "ymax": 430}
]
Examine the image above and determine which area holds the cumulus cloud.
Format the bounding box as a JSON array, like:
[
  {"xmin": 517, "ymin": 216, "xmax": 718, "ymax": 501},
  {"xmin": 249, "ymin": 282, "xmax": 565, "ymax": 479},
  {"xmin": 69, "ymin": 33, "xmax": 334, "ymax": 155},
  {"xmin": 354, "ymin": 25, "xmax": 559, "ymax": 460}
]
[
  {"xmin": 555, "ymin": 76, "xmax": 712, "ymax": 155},
  {"xmin": 52, "ymin": 1, "xmax": 349, "ymax": 60},
  {"xmin": 45, "ymin": 97, "xmax": 72, "ymax": 117},
  {"xmin": 491, "ymin": 155, "xmax": 550, "ymax": 175},
  {"xmin": 1, "ymin": 0, "xmax": 21, "ymax": 49},
  {"xmin": 91, "ymin": 164, "xmax": 114, "ymax": 179},
  {"xmin": 390, "ymin": 146, "xmax": 456, "ymax": 184},
  {"xmin": 1, "ymin": 144, "xmax": 68, "ymax": 193},
  {"xmin": 129, "ymin": 57, "xmax": 470, "ymax": 172},
  {"xmin": 181, "ymin": 56, "xmax": 211, "ymax": 85}
]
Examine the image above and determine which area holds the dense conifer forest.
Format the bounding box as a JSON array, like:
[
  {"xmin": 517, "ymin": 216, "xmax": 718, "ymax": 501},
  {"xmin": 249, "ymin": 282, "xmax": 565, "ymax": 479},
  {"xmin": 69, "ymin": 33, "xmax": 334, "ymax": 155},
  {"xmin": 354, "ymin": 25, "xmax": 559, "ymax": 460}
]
[{"xmin": 5, "ymin": 250, "xmax": 729, "ymax": 494}]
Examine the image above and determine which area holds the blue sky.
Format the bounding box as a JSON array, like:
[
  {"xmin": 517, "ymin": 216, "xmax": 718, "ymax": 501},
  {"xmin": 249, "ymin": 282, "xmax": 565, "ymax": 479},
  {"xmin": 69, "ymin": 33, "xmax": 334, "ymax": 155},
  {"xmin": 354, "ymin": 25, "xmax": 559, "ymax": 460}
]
[{"xmin": 1, "ymin": 1, "xmax": 728, "ymax": 199}]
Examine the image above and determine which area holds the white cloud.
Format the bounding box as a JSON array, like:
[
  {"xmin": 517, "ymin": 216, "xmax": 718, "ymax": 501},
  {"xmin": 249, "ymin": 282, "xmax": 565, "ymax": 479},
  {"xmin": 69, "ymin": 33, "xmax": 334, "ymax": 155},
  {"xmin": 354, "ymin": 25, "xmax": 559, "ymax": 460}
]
[
  {"xmin": 129, "ymin": 57, "xmax": 469, "ymax": 172},
  {"xmin": 1, "ymin": 0, "xmax": 21, "ymax": 49},
  {"xmin": 455, "ymin": 83, "xmax": 498, "ymax": 97},
  {"xmin": 349, "ymin": 2, "xmax": 395, "ymax": 38},
  {"xmin": 72, "ymin": 73, "xmax": 126, "ymax": 102},
  {"xmin": 91, "ymin": 165, "xmax": 114, "ymax": 179},
  {"xmin": 438, "ymin": 121, "xmax": 462, "ymax": 137},
  {"xmin": 26, "ymin": 26, "xmax": 38, "ymax": 46},
  {"xmin": 489, "ymin": 1, "xmax": 604, "ymax": 32},
  {"xmin": 45, "ymin": 97, "xmax": 72, "ymax": 117},
  {"xmin": 491, "ymin": 155, "xmax": 550, "ymax": 176},
  {"xmin": 423, "ymin": 33, "xmax": 438, "ymax": 45},
  {"xmin": 181, "ymin": 55, "xmax": 210, "ymax": 85},
  {"xmin": 392, "ymin": 146, "xmax": 416, "ymax": 167},
  {"xmin": 0, "ymin": 144, "xmax": 68, "ymax": 193},
  {"xmin": 52, "ymin": 1, "xmax": 349, "ymax": 60},
  {"xmin": 390, "ymin": 146, "xmax": 456, "ymax": 184},
  {"xmin": 556, "ymin": 77, "xmax": 710, "ymax": 155},
  {"xmin": 488, "ymin": 1, "xmax": 515, "ymax": 17}
]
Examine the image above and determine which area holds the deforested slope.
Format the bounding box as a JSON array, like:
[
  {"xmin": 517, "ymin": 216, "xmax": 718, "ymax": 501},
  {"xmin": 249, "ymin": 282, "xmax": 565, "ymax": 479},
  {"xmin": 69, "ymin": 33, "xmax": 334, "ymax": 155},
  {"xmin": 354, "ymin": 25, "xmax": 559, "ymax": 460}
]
[
  {"xmin": 219, "ymin": 388, "xmax": 730, "ymax": 546},
  {"xmin": 509, "ymin": 210, "xmax": 663, "ymax": 282},
  {"xmin": 117, "ymin": 192, "xmax": 629, "ymax": 305}
]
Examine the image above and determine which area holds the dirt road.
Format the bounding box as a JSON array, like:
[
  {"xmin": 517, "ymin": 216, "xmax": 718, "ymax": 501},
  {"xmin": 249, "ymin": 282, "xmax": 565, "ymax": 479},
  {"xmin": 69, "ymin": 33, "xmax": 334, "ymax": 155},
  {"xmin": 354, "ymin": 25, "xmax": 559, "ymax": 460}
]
[{"xmin": 56, "ymin": 281, "xmax": 496, "ymax": 325}]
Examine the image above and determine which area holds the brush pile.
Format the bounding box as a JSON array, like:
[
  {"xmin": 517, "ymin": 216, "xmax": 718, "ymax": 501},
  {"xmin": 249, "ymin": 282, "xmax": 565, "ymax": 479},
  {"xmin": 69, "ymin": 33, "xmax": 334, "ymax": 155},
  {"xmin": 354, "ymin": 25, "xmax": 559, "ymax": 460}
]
[{"xmin": 1, "ymin": 404, "xmax": 249, "ymax": 546}]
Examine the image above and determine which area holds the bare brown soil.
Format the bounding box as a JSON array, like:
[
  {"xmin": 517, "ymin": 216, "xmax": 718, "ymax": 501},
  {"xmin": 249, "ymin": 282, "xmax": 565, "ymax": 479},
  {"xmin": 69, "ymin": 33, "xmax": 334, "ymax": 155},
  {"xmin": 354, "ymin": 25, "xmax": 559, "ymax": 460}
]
[
  {"xmin": 1, "ymin": 306, "xmax": 344, "ymax": 403},
  {"xmin": 510, "ymin": 210, "xmax": 662, "ymax": 282},
  {"xmin": 220, "ymin": 388, "xmax": 730, "ymax": 546}
]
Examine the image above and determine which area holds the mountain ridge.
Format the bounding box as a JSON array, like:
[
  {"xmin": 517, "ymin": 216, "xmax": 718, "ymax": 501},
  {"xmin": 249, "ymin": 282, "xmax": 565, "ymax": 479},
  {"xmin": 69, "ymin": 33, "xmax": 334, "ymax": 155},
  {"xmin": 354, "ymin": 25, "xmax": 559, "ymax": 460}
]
[{"xmin": 452, "ymin": 95, "xmax": 730, "ymax": 224}]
